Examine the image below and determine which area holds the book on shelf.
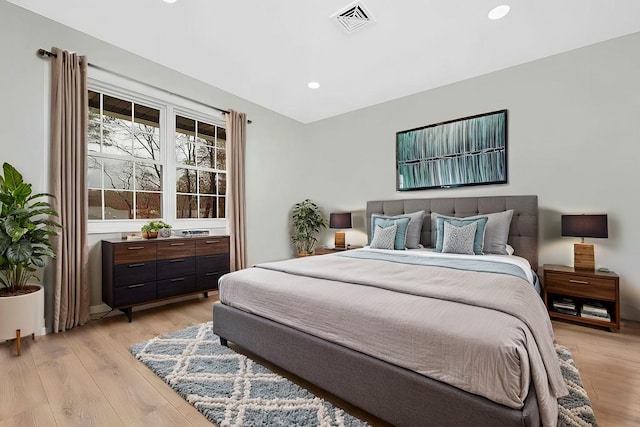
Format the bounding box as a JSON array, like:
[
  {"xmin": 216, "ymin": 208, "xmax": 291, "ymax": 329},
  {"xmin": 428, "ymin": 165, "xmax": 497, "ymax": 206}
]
[
  {"xmin": 552, "ymin": 298, "xmax": 576, "ymax": 311},
  {"xmin": 554, "ymin": 307, "xmax": 578, "ymax": 316},
  {"xmin": 582, "ymin": 303, "xmax": 608, "ymax": 316},
  {"xmin": 580, "ymin": 311, "xmax": 611, "ymax": 321}
]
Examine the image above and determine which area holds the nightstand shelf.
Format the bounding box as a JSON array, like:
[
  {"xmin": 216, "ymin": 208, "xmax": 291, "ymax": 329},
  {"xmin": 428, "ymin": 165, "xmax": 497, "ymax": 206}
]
[{"xmin": 542, "ymin": 264, "xmax": 620, "ymax": 331}]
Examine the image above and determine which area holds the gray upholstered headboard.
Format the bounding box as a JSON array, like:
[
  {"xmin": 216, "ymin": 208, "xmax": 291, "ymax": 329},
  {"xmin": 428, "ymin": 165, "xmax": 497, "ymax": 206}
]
[{"xmin": 366, "ymin": 195, "xmax": 538, "ymax": 268}]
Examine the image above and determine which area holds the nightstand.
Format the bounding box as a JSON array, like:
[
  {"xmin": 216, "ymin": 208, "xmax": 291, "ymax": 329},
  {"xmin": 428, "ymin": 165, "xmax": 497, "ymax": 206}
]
[
  {"xmin": 542, "ymin": 264, "xmax": 620, "ymax": 331},
  {"xmin": 314, "ymin": 246, "xmax": 361, "ymax": 255}
]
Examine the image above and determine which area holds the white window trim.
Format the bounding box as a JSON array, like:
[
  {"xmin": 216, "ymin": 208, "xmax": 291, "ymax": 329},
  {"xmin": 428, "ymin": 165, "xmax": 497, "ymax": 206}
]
[{"xmin": 88, "ymin": 68, "xmax": 228, "ymax": 235}]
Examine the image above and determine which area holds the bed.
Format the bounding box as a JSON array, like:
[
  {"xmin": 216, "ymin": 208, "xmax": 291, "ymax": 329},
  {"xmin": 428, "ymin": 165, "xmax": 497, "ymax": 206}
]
[{"xmin": 213, "ymin": 195, "xmax": 566, "ymax": 427}]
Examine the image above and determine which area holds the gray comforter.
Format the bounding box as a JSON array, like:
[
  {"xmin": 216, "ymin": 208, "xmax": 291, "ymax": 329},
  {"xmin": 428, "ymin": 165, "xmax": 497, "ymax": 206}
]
[{"xmin": 219, "ymin": 250, "xmax": 567, "ymax": 427}]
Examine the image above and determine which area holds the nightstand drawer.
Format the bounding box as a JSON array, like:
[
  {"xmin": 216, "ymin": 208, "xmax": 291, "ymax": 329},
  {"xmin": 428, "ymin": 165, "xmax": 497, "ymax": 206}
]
[{"xmin": 545, "ymin": 272, "xmax": 616, "ymax": 300}]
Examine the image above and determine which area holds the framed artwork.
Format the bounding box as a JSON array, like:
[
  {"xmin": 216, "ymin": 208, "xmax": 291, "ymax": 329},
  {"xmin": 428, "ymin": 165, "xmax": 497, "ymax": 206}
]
[{"xmin": 396, "ymin": 109, "xmax": 507, "ymax": 191}]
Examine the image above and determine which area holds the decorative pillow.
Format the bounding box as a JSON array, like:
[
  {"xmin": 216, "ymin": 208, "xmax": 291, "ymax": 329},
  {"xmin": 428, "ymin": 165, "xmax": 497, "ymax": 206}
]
[
  {"xmin": 381, "ymin": 210, "xmax": 425, "ymax": 249},
  {"xmin": 434, "ymin": 216, "xmax": 488, "ymax": 255},
  {"xmin": 370, "ymin": 224, "xmax": 397, "ymax": 250},
  {"xmin": 370, "ymin": 215, "xmax": 411, "ymax": 250},
  {"xmin": 431, "ymin": 210, "xmax": 514, "ymax": 255},
  {"xmin": 505, "ymin": 244, "xmax": 515, "ymax": 256},
  {"xmin": 441, "ymin": 221, "xmax": 478, "ymax": 255}
]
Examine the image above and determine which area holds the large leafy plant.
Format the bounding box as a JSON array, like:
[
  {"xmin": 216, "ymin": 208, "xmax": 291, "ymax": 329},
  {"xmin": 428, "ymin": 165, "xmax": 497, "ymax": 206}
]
[
  {"xmin": 0, "ymin": 163, "xmax": 61, "ymax": 295},
  {"xmin": 290, "ymin": 199, "xmax": 328, "ymax": 255}
]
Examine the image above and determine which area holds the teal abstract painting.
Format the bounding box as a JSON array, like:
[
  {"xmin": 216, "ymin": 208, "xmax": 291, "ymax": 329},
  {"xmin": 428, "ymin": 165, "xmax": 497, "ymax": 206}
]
[{"xmin": 397, "ymin": 110, "xmax": 507, "ymax": 191}]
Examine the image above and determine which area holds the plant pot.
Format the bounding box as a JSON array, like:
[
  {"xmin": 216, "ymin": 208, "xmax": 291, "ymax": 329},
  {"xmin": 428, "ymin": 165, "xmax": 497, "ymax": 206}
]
[
  {"xmin": 159, "ymin": 228, "xmax": 172, "ymax": 238},
  {"xmin": 296, "ymin": 251, "xmax": 313, "ymax": 257},
  {"xmin": 142, "ymin": 231, "xmax": 158, "ymax": 239},
  {"xmin": 0, "ymin": 284, "xmax": 44, "ymax": 356}
]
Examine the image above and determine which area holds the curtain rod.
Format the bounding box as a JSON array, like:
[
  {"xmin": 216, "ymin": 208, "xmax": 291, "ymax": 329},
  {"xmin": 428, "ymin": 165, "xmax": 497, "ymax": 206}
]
[{"xmin": 37, "ymin": 48, "xmax": 252, "ymax": 124}]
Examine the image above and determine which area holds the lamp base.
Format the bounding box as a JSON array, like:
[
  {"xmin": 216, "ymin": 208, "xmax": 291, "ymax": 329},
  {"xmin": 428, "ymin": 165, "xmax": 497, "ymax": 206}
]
[
  {"xmin": 574, "ymin": 243, "xmax": 595, "ymax": 270},
  {"xmin": 334, "ymin": 231, "xmax": 346, "ymax": 249}
]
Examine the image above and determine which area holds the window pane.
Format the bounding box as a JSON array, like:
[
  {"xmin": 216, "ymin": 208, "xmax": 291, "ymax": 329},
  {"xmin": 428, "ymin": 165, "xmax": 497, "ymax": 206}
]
[
  {"xmin": 198, "ymin": 171, "xmax": 216, "ymax": 195},
  {"xmin": 199, "ymin": 195, "xmax": 216, "ymax": 218},
  {"xmin": 132, "ymin": 124, "xmax": 160, "ymax": 160},
  {"xmin": 218, "ymin": 196, "xmax": 226, "ymax": 219},
  {"xmin": 87, "ymin": 156, "xmax": 102, "ymax": 189},
  {"xmin": 176, "ymin": 139, "xmax": 195, "ymax": 166},
  {"xmin": 217, "ymin": 128, "xmax": 226, "ymax": 148},
  {"xmin": 102, "ymin": 95, "xmax": 133, "ymax": 157},
  {"xmin": 176, "ymin": 115, "xmax": 195, "ymax": 134},
  {"xmin": 176, "ymin": 168, "xmax": 197, "ymax": 193},
  {"xmin": 103, "ymin": 158, "xmax": 133, "ymax": 190},
  {"xmin": 88, "ymin": 106, "xmax": 101, "ymax": 153},
  {"xmin": 88, "ymin": 189, "xmax": 102, "ymax": 220},
  {"xmin": 218, "ymin": 173, "xmax": 227, "ymax": 196},
  {"xmin": 197, "ymin": 121, "xmax": 215, "ymax": 146},
  {"xmin": 135, "ymin": 163, "xmax": 162, "ymax": 191},
  {"xmin": 196, "ymin": 144, "xmax": 214, "ymax": 169},
  {"xmin": 104, "ymin": 190, "xmax": 133, "ymax": 219},
  {"xmin": 136, "ymin": 192, "xmax": 161, "ymax": 219},
  {"xmin": 216, "ymin": 148, "xmax": 226, "ymax": 170},
  {"xmin": 176, "ymin": 194, "xmax": 196, "ymax": 218}
]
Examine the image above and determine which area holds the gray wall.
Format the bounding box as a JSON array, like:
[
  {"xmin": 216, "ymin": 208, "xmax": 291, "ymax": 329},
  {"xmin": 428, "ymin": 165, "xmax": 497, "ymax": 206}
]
[
  {"xmin": 2, "ymin": 0, "xmax": 639, "ymax": 323},
  {"xmin": 0, "ymin": 0, "xmax": 304, "ymax": 327},
  {"xmin": 303, "ymin": 32, "xmax": 640, "ymax": 321}
]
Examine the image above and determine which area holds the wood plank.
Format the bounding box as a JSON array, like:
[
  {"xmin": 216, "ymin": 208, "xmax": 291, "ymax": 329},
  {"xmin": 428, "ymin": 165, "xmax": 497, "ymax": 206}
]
[{"xmin": 0, "ymin": 403, "xmax": 57, "ymax": 427}]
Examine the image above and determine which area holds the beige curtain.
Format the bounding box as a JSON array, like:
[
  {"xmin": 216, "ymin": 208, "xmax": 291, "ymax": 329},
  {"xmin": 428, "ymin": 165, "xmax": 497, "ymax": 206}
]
[
  {"xmin": 50, "ymin": 47, "xmax": 90, "ymax": 332},
  {"xmin": 225, "ymin": 110, "xmax": 247, "ymax": 270}
]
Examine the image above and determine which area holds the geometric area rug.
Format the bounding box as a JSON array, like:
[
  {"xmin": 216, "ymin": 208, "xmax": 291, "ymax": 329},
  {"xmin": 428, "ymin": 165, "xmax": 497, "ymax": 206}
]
[{"xmin": 130, "ymin": 322, "xmax": 597, "ymax": 427}]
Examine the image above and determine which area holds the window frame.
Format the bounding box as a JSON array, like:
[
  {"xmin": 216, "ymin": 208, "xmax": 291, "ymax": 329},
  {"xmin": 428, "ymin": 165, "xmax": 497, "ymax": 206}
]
[{"xmin": 87, "ymin": 69, "xmax": 227, "ymax": 235}]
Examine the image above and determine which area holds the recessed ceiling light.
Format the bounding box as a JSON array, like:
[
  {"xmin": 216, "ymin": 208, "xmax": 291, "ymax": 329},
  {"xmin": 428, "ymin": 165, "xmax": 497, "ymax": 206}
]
[
  {"xmin": 163, "ymin": 0, "xmax": 177, "ymax": 3},
  {"xmin": 488, "ymin": 5, "xmax": 510, "ymax": 20},
  {"xmin": 307, "ymin": 81, "xmax": 320, "ymax": 89}
]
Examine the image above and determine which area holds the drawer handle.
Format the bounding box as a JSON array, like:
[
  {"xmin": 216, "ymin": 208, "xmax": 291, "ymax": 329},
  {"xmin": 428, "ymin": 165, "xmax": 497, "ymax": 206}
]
[
  {"xmin": 170, "ymin": 278, "xmax": 185, "ymax": 282},
  {"xmin": 170, "ymin": 243, "xmax": 185, "ymax": 246},
  {"xmin": 205, "ymin": 240, "xmax": 220, "ymax": 244},
  {"xmin": 569, "ymin": 279, "xmax": 589, "ymax": 285},
  {"xmin": 127, "ymin": 284, "xmax": 145, "ymax": 289},
  {"xmin": 128, "ymin": 263, "xmax": 145, "ymax": 268},
  {"xmin": 205, "ymin": 272, "xmax": 217, "ymax": 276},
  {"xmin": 127, "ymin": 246, "xmax": 145, "ymax": 250},
  {"xmin": 169, "ymin": 259, "xmax": 185, "ymax": 263}
]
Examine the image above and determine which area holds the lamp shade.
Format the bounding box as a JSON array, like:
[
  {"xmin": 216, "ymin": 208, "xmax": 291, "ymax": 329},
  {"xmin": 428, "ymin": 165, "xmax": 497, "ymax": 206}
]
[
  {"xmin": 329, "ymin": 212, "xmax": 352, "ymax": 229},
  {"xmin": 561, "ymin": 214, "xmax": 608, "ymax": 239}
]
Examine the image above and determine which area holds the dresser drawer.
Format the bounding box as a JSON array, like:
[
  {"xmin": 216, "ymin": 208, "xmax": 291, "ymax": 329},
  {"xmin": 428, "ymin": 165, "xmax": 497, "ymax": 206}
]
[
  {"xmin": 157, "ymin": 276, "xmax": 196, "ymax": 299},
  {"xmin": 545, "ymin": 271, "xmax": 616, "ymax": 300},
  {"xmin": 114, "ymin": 261, "xmax": 156, "ymax": 287},
  {"xmin": 157, "ymin": 240, "xmax": 196, "ymax": 259},
  {"xmin": 157, "ymin": 257, "xmax": 196, "ymax": 280},
  {"xmin": 196, "ymin": 272, "xmax": 223, "ymax": 291},
  {"xmin": 114, "ymin": 243, "xmax": 157, "ymax": 264},
  {"xmin": 114, "ymin": 282, "xmax": 156, "ymax": 306},
  {"xmin": 196, "ymin": 254, "xmax": 230, "ymax": 274},
  {"xmin": 196, "ymin": 237, "xmax": 229, "ymax": 256}
]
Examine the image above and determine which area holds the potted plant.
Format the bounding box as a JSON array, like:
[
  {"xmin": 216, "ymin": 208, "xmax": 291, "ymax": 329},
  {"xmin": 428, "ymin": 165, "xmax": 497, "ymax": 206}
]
[
  {"xmin": 290, "ymin": 199, "xmax": 328, "ymax": 256},
  {"xmin": 0, "ymin": 163, "xmax": 61, "ymax": 355},
  {"xmin": 141, "ymin": 220, "xmax": 172, "ymax": 239}
]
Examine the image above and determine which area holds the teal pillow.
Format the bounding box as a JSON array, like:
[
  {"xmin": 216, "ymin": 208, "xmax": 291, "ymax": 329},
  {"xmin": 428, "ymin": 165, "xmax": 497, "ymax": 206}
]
[
  {"xmin": 435, "ymin": 216, "xmax": 488, "ymax": 255},
  {"xmin": 371, "ymin": 215, "xmax": 411, "ymax": 250}
]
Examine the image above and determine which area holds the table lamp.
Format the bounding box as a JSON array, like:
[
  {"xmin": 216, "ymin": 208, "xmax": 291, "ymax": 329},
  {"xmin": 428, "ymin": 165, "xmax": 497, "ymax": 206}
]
[
  {"xmin": 329, "ymin": 212, "xmax": 352, "ymax": 249},
  {"xmin": 561, "ymin": 214, "xmax": 608, "ymax": 270}
]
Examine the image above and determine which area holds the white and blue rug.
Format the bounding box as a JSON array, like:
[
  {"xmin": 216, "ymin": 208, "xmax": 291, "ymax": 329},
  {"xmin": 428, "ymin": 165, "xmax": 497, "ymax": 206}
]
[{"xmin": 130, "ymin": 322, "xmax": 597, "ymax": 427}]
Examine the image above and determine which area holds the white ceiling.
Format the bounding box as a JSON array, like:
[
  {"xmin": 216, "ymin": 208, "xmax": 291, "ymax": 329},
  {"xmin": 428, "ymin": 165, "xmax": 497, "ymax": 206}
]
[{"xmin": 8, "ymin": 0, "xmax": 640, "ymax": 123}]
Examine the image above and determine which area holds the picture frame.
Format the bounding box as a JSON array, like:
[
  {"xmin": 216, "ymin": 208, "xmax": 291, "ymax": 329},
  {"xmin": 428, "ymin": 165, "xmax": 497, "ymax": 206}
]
[{"xmin": 396, "ymin": 109, "xmax": 508, "ymax": 191}]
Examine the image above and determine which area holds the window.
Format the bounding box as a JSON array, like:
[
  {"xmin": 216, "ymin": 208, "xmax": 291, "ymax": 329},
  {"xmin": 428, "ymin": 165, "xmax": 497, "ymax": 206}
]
[
  {"xmin": 87, "ymin": 76, "xmax": 227, "ymax": 233},
  {"xmin": 88, "ymin": 91, "xmax": 163, "ymax": 220},
  {"xmin": 175, "ymin": 115, "xmax": 227, "ymax": 219}
]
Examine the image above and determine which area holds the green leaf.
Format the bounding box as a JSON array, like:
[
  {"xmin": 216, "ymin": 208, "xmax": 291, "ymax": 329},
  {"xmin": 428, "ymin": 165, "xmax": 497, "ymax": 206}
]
[
  {"xmin": 6, "ymin": 240, "xmax": 32, "ymax": 264},
  {"xmin": 2, "ymin": 163, "xmax": 23, "ymax": 191},
  {"xmin": 12, "ymin": 182, "xmax": 32, "ymax": 201},
  {"xmin": 4, "ymin": 218, "xmax": 27, "ymax": 241}
]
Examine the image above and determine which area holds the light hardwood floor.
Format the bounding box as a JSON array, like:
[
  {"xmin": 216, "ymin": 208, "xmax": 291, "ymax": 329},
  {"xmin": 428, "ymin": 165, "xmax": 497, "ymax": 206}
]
[{"xmin": 1, "ymin": 295, "xmax": 639, "ymax": 427}]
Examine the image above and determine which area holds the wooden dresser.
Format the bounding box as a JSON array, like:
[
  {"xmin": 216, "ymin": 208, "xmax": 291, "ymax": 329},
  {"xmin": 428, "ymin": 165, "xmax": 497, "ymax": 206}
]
[{"xmin": 102, "ymin": 235, "xmax": 230, "ymax": 322}]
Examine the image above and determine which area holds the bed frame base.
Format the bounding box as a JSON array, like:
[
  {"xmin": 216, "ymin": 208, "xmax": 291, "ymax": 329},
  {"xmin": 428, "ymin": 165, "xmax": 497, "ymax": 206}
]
[{"xmin": 213, "ymin": 303, "xmax": 540, "ymax": 427}]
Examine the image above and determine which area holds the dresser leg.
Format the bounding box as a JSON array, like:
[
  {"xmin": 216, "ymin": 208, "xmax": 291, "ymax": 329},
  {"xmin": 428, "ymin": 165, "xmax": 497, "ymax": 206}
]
[{"xmin": 119, "ymin": 307, "xmax": 133, "ymax": 323}]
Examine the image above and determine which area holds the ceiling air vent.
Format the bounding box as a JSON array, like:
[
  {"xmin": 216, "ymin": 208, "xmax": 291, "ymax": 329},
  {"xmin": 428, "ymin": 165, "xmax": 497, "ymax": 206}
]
[{"xmin": 331, "ymin": 1, "xmax": 375, "ymax": 34}]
